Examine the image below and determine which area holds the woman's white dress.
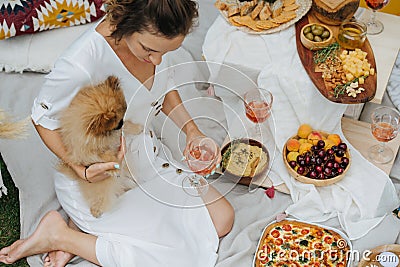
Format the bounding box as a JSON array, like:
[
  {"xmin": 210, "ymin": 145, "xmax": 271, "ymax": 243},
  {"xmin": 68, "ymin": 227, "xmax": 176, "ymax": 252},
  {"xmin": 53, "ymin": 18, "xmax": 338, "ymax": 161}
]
[{"xmin": 31, "ymin": 21, "xmax": 219, "ymax": 267}]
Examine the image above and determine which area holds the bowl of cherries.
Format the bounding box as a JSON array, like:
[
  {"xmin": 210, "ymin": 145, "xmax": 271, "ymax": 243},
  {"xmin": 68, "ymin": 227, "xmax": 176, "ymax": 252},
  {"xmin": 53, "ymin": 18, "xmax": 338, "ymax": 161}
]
[{"xmin": 283, "ymin": 125, "xmax": 351, "ymax": 186}]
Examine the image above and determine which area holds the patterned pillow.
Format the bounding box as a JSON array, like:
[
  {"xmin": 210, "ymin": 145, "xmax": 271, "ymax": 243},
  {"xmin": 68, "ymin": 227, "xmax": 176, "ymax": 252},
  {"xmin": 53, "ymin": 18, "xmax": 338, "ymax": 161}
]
[{"xmin": 0, "ymin": 0, "xmax": 105, "ymax": 40}]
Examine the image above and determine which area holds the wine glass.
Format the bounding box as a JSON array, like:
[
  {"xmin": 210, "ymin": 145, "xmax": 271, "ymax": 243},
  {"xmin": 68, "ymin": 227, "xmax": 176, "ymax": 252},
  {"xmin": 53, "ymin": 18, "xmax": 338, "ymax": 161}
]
[
  {"xmin": 182, "ymin": 136, "xmax": 221, "ymax": 196},
  {"xmin": 243, "ymin": 88, "xmax": 273, "ymax": 141},
  {"xmin": 364, "ymin": 0, "xmax": 390, "ymax": 35},
  {"xmin": 368, "ymin": 106, "xmax": 400, "ymax": 164}
]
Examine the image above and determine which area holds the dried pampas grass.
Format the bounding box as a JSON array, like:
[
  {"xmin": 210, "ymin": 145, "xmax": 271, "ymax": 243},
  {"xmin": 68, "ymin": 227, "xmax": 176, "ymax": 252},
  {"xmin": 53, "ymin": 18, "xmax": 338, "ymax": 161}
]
[{"xmin": 0, "ymin": 109, "xmax": 30, "ymax": 139}]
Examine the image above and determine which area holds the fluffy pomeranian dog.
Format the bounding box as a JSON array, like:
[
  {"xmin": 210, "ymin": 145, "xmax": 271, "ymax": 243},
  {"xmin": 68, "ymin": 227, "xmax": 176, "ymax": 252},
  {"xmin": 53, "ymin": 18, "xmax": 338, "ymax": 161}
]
[{"xmin": 58, "ymin": 76, "xmax": 142, "ymax": 217}]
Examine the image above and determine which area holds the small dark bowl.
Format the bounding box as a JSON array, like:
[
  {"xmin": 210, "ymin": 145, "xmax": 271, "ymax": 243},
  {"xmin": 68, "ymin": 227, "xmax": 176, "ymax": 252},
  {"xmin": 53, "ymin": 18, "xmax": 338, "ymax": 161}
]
[{"xmin": 220, "ymin": 138, "xmax": 269, "ymax": 186}]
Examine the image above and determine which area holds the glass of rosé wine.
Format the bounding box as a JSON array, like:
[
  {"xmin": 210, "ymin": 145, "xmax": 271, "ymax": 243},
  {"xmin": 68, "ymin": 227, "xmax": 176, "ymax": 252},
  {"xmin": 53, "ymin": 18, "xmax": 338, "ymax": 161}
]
[
  {"xmin": 364, "ymin": 0, "xmax": 390, "ymax": 35},
  {"xmin": 243, "ymin": 88, "xmax": 273, "ymax": 140},
  {"xmin": 368, "ymin": 106, "xmax": 400, "ymax": 164},
  {"xmin": 182, "ymin": 136, "xmax": 221, "ymax": 196}
]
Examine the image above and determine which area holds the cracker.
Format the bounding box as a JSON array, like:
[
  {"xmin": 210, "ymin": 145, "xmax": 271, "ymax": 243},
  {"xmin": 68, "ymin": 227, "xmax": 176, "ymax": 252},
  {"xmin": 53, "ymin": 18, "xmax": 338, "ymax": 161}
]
[
  {"xmin": 283, "ymin": 0, "xmax": 296, "ymax": 7},
  {"xmin": 240, "ymin": 1, "xmax": 255, "ymax": 16},
  {"xmin": 229, "ymin": 15, "xmax": 243, "ymax": 27},
  {"xmin": 251, "ymin": 1, "xmax": 264, "ymax": 20},
  {"xmin": 214, "ymin": 0, "xmax": 228, "ymax": 11},
  {"xmin": 271, "ymin": 6, "xmax": 282, "ymax": 18},
  {"xmin": 259, "ymin": 4, "xmax": 272, "ymax": 20},
  {"xmin": 271, "ymin": 10, "xmax": 296, "ymax": 24},
  {"xmin": 256, "ymin": 20, "xmax": 279, "ymax": 30},
  {"xmin": 227, "ymin": 5, "xmax": 240, "ymax": 17},
  {"xmin": 232, "ymin": 16, "xmax": 261, "ymax": 31},
  {"xmin": 283, "ymin": 3, "xmax": 299, "ymax": 11}
]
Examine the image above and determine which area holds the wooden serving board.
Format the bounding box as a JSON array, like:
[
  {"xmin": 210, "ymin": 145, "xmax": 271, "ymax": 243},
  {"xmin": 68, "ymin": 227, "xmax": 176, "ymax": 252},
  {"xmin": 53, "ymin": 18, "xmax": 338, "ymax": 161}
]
[
  {"xmin": 295, "ymin": 12, "xmax": 377, "ymax": 104},
  {"xmin": 358, "ymin": 244, "xmax": 400, "ymax": 267}
]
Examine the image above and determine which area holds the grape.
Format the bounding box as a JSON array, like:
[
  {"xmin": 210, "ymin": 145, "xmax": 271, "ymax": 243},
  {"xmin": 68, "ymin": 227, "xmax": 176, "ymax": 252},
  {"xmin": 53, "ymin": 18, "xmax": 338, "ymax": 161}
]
[{"xmin": 338, "ymin": 143, "xmax": 347, "ymax": 151}]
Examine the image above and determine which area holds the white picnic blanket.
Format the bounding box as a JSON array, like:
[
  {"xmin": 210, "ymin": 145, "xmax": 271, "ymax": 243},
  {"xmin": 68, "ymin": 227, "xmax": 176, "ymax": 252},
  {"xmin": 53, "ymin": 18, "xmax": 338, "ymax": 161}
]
[{"xmin": 202, "ymin": 15, "xmax": 399, "ymax": 241}]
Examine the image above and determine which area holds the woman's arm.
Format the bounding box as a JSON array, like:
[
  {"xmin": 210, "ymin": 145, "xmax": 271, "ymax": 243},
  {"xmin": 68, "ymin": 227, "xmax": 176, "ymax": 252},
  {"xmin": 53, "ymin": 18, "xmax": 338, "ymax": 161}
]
[
  {"xmin": 34, "ymin": 123, "xmax": 121, "ymax": 182},
  {"xmin": 161, "ymin": 90, "xmax": 204, "ymax": 140}
]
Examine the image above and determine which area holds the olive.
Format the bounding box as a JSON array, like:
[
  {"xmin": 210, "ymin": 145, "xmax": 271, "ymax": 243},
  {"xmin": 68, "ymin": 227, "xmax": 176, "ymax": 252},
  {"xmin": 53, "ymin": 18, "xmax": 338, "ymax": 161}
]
[
  {"xmin": 312, "ymin": 28, "xmax": 323, "ymax": 36},
  {"xmin": 321, "ymin": 30, "xmax": 330, "ymax": 38},
  {"xmin": 305, "ymin": 32, "xmax": 314, "ymax": 41},
  {"xmin": 314, "ymin": 25, "xmax": 324, "ymax": 32},
  {"xmin": 311, "ymin": 24, "xmax": 316, "ymax": 31},
  {"xmin": 303, "ymin": 26, "xmax": 311, "ymax": 34},
  {"xmin": 314, "ymin": 35, "xmax": 322, "ymax": 42}
]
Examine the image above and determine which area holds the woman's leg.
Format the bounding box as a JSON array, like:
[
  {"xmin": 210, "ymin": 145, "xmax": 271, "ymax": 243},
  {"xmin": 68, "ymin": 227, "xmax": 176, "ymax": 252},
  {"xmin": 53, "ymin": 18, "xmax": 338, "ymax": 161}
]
[
  {"xmin": 43, "ymin": 218, "xmax": 79, "ymax": 267},
  {"xmin": 202, "ymin": 185, "xmax": 234, "ymax": 238},
  {"xmin": 0, "ymin": 211, "xmax": 100, "ymax": 266}
]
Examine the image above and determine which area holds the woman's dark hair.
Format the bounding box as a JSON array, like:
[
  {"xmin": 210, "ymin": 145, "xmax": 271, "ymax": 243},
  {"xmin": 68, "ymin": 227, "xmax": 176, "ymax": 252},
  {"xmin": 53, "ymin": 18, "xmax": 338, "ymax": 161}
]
[{"xmin": 106, "ymin": 0, "xmax": 198, "ymax": 41}]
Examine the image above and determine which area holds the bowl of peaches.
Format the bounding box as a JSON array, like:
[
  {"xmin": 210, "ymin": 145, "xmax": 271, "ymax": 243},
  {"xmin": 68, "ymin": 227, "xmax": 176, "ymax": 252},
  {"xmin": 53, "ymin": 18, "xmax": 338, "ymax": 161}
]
[{"xmin": 283, "ymin": 124, "xmax": 351, "ymax": 186}]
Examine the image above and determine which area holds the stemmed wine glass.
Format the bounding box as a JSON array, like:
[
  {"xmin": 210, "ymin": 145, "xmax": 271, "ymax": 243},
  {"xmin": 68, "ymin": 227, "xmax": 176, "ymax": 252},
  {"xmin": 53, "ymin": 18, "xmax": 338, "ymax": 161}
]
[
  {"xmin": 182, "ymin": 136, "xmax": 221, "ymax": 196},
  {"xmin": 243, "ymin": 88, "xmax": 273, "ymax": 141},
  {"xmin": 364, "ymin": 0, "xmax": 390, "ymax": 35},
  {"xmin": 368, "ymin": 106, "xmax": 400, "ymax": 164}
]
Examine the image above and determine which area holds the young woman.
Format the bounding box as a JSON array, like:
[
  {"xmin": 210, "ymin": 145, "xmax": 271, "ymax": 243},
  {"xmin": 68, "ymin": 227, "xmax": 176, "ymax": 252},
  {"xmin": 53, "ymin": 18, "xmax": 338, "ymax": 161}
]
[{"xmin": 0, "ymin": 0, "xmax": 234, "ymax": 266}]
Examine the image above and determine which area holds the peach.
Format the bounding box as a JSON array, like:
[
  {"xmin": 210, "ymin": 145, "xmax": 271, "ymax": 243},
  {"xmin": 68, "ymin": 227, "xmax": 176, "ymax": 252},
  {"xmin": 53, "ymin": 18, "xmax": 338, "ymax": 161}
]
[
  {"xmin": 299, "ymin": 143, "xmax": 313, "ymax": 154},
  {"xmin": 324, "ymin": 139, "xmax": 336, "ymax": 150},
  {"xmin": 287, "ymin": 151, "xmax": 300, "ymax": 162},
  {"xmin": 298, "ymin": 138, "xmax": 308, "ymax": 144},
  {"xmin": 297, "ymin": 124, "xmax": 313, "ymax": 139},
  {"xmin": 307, "ymin": 131, "xmax": 324, "ymax": 145},
  {"xmin": 286, "ymin": 139, "xmax": 300, "ymax": 152},
  {"xmin": 327, "ymin": 134, "xmax": 341, "ymax": 146}
]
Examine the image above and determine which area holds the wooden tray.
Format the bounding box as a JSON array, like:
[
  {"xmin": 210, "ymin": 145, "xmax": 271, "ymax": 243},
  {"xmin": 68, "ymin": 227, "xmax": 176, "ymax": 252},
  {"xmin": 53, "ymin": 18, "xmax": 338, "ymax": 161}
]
[
  {"xmin": 358, "ymin": 244, "xmax": 400, "ymax": 267},
  {"xmin": 295, "ymin": 11, "xmax": 377, "ymax": 104}
]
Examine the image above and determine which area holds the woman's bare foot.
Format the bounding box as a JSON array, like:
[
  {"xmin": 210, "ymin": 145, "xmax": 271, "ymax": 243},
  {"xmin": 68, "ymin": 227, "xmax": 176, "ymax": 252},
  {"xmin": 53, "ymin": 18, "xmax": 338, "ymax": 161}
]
[
  {"xmin": 44, "ymin": 251, "xmax": 74, "ymax": 267},
  {"xmin": 0, "ymin": 211, "xmax": 68, "ymax": 264}
]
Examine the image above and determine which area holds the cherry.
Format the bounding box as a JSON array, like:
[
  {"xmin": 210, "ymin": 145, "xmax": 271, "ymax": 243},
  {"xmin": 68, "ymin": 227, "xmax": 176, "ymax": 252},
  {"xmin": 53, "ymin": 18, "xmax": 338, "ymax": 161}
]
[
  {"xmin": 309, "ymin": 171, "xmax": 317, "ymax": 178},
  {"xmin": 324, "ymin": 167, "xmax": 332, "ymax": 175},
  {"xmin": 318, "ymin": 150, "xmax": 326, "ymax": 158},
  {"xmin": 341, "ymin": 157, "xmax": 349, "ymax": 165},
  {"xmin": 317, "ymin": 173, "xmax": 325, "ymax": 179},
  {"xmin": 315, "ymin": 165, "xmax": 323, "ymax": 173},
  {"xmin": 297, "ymin": 166, "xmax": 305, "ymax": 175},
  {"xmin": 311, "ymin": 145, "xmax": 319, "ymax": 151},
  {"xmin": 326, "ymin": 149, "xmax": 334, "ymax": 156},
  {"xmin": 289, "ymin": 161, "xmax": 297, "ymax": 168},
  {"xmin": 297, "ymin": 155, "xmax": 304, "ymax": 163},
  {"xmin": 299, "ymin": 159, "xmax": 306, "ymax": 167},
  {"xmin": 326, "ymin": 162, "xmax": 334, "ymax": 169},
  {"xmin": 337, "ymin": 167, "xmax": 344, "ymax": 174},
  {"xmin": 338, "ymin": 143, "xmax": 347, "ymax": 151},
  {"xmin": 336, "ymin": 149, "xmax": 345, "ymax": 157},
  {"xmin": 316, "ymin": 158, "xmax": 323, "ymax": 165},
  {"xmin": 333, "ymin": 162, "xmax": 340, "ymax": 169},
  {"xmin": 317, "ymin": 140, "xmax": 325, "ymax": 149}
]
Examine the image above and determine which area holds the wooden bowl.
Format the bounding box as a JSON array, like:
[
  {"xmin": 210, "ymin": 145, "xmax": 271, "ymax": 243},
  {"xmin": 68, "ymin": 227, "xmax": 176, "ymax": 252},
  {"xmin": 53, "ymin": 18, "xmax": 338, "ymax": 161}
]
[
  {"xmin": 283, "ymin": 132, "xmax": 351, "ymax": 186},
  {"xmin": 221, "ymin": 138, "xmax": 269, "ymax": 186},
  {"xmin": 300, "ymin": 23, "xmax": 334, "ymax": 50}
]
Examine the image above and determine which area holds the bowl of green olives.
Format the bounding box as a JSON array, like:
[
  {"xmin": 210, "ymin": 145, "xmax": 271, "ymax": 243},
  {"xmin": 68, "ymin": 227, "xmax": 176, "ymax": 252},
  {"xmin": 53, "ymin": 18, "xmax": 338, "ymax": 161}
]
[{"xmin": 300, "ymin": 23, "xmax": 334, "ymax": 50}]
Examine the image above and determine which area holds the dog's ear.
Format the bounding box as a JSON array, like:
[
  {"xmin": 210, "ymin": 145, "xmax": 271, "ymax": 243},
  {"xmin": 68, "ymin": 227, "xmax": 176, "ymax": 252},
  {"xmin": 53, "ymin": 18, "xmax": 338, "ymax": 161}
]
[{"xmin": 104, "ymin": 76, "xmax": 121, "ymax": 91}]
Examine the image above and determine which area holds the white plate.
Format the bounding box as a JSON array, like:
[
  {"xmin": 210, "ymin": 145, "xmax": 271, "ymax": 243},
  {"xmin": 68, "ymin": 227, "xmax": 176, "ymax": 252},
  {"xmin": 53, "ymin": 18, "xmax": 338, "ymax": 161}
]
[
  {"xmin": 252, "ymin": 218, "xmax": 353, "ymax": 267},
  {"xmin": 219, "ymin": 0, "xmax": 312, "ymax": 34}
]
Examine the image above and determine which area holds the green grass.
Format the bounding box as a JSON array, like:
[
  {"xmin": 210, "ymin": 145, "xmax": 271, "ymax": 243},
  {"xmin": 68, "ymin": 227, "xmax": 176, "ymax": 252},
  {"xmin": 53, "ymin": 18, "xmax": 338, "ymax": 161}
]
[{"xmin": 0, "ymin": 154, "xmax": 29, "ymax": 267}]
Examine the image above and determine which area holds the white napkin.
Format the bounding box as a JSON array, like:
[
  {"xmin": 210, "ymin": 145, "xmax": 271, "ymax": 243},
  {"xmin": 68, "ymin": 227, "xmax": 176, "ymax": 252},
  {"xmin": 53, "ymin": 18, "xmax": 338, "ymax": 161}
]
[
  {"xmin": 202, "ymin": 15, "xmax": 399, "ymax": 240},
  {"xmin": 0, "ymin": 170, "xmax": 7, "ymax": 198}
]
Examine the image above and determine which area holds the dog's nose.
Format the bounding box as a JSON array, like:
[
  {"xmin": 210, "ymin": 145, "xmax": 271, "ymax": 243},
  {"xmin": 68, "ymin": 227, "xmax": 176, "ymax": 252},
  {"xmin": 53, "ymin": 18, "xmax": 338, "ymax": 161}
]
[{"xmin": 114, "ymin": 119, "xmax": 124, "ymax": 130}]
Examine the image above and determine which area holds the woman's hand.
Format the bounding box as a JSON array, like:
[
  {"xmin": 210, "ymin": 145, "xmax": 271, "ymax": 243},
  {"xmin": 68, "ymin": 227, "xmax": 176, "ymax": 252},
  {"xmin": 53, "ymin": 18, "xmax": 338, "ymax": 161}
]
[{"xmin": 75, "ymin": 136, "xmax": 126, "ymax": 183}]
